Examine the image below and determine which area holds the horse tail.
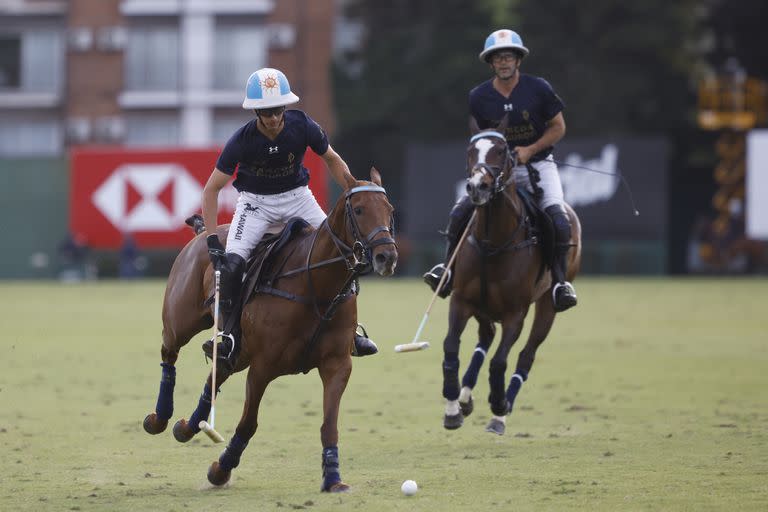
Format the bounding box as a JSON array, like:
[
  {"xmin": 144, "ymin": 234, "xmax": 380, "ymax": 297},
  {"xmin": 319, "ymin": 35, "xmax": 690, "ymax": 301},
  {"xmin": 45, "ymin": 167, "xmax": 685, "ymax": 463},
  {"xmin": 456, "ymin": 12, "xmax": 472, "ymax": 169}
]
[{"xmin": 185, "ymin": 214, "xmax": 206, "ymax": 235}]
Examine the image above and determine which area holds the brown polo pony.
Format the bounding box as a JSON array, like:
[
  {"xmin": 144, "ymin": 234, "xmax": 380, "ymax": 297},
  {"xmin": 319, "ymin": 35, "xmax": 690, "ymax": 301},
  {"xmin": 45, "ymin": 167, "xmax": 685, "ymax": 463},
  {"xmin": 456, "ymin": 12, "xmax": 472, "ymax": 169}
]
[
  {"xmin": 143, "ymin": 168, "xmax": 397, "ymax": 491},
  {"xmin": 441, "ymin": 124, "xmax": 581, "ymax": 435}
]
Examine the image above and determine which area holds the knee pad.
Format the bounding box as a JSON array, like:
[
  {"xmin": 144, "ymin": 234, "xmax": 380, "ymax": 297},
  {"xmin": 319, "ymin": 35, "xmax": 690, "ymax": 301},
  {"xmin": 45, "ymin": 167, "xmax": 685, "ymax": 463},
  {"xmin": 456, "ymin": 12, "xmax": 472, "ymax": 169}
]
[
  {"xmin": 447, "ymin": 196, "xmax": 474, "ymax": 240},
  {"xmin": 224, "ymin": 253, "xmax": 246, "ymax": 274},
  {"xmin": 545, "ymin": 205, "xmax": 571, "ymax": 245}
]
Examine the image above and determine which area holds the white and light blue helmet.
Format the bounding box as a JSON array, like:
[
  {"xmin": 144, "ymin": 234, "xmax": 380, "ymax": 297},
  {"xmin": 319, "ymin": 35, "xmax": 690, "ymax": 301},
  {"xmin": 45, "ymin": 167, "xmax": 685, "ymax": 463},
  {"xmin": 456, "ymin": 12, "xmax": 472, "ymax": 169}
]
[
  {"xmin": 479, "ymin": 29, "xmax": 529, "ymax": 62},
  {"xmin": 242, "ymin": 68, "xmax": 300, "ymax": 110}
]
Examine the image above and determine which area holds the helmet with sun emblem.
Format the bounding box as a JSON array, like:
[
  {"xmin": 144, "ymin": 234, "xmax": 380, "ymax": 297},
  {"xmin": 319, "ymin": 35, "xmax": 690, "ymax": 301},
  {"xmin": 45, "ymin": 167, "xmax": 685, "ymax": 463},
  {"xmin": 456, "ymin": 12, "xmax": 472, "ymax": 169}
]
[
  {"xmin": 242, "ymin": 68, "xmax": 300, "ymax": 109},
  {"xmin": 479, "ymin": 29, "xmax": 529, "ymax": 62}
]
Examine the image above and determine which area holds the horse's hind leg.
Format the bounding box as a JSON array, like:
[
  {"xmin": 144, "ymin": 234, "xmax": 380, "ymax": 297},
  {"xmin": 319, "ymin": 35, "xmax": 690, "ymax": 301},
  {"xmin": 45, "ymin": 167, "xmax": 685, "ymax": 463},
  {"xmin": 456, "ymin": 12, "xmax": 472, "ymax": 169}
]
[
  {"xmin": 458, "ymin": 319, "xmax": 495, "ymax": 417},
  {"xmin": 143, "ymin": 327, "xmax": 193, "ymax": 435},
  {"xmin": 172, "ymin": 367, "xmax": 235, "ymax": 443},
  {"xmin": 208, "ymin": 365, "xmax": 270, "ymax": 487},
  {"xmin": 318, "ymin": 355, "xmax": 352, "ymax": 492},
  {"xmin": 506, "ymin": 296, "xmax": 556, "ymax": 415}
]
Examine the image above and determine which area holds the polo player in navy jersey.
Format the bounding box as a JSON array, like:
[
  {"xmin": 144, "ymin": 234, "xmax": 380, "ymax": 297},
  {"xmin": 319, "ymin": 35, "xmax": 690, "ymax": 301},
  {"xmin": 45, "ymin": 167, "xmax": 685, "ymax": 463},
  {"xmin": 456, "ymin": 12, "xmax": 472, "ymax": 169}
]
[
  {"xmin": 423, "ymin": 29, "xmax": 578, "ymax": 312},
  {"xmin": 201, "ymin": 67, "xmax": 378, "ymax": 369}
]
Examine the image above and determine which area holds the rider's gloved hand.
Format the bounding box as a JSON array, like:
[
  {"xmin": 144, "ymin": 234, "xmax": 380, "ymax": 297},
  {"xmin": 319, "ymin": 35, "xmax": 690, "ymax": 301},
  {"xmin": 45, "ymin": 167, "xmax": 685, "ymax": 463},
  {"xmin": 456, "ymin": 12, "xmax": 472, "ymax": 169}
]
[{"xmin": 206, "ymin": 234, "xmax": 226, "ymax": 270}]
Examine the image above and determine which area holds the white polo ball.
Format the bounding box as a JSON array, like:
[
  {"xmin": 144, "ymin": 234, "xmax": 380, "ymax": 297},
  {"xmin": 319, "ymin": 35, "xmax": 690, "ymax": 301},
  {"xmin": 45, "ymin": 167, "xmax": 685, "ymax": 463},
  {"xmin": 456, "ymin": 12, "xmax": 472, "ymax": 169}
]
[{"xmin": 401, "ymin": 479, "xmax": 418, "ymax": 496}]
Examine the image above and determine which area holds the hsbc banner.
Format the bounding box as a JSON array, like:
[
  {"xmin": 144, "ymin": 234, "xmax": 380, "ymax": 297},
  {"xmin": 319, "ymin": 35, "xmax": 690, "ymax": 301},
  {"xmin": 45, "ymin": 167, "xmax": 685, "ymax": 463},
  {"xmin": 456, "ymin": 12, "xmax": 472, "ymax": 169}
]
[
  {"xmin": 70, "ymin": 148, "xmax": 328, "ymax": 249},
  {"xmin": 404, "ymin": 136, "xmax": 667, "ymax": 241}
]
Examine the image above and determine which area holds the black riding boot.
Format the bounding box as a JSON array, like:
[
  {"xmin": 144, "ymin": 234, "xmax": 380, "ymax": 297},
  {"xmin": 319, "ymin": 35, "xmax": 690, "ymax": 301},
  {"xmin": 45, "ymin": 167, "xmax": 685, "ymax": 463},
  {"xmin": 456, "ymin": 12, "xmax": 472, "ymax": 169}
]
[
  {"xmin": 351, "ymin": 324, "xmax": 378, "ymax": 357},
  {"xmin": 202, "ymin": 253, "xmax": 246, "ymax": 370},
  {"xmin": 545, "ymin": 204, "xmax": 577, "ymax": 312},
  {"xmin": 423, "ymin": 196, "xmax": 473, "ymax": 298}
]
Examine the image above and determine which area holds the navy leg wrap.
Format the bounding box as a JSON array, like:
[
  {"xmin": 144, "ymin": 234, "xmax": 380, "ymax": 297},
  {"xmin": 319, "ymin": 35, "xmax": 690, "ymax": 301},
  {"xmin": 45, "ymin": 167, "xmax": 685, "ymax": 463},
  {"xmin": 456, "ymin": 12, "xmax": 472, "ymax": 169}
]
[
  {"xmin": 442, "ymin": 355, "xmax": 460, "ymax": 400},
  {"xmin": 321, "ymin": 446, "xmax": 341, "ymax": 490},
  {"xmin": 187, "ymin": 383, "xmax": 212, "ymax": 433},
  {"xmin": 505, "ymin": 369, "xmax": 529, "ymax": 413},
  {"xmin": 155, "ymin": 363, "xmax": 176, "ymax": 420},
  {"xmin": 219, "ymin": 432, "xmax": 249, "ymax": 471},
  {"xmin": 461, "ymin": 346, "xmax": 487, "ymax": 389},
  {"xmin": 488, "ymin": 360, "xmax": 508, "ymax": 415}
]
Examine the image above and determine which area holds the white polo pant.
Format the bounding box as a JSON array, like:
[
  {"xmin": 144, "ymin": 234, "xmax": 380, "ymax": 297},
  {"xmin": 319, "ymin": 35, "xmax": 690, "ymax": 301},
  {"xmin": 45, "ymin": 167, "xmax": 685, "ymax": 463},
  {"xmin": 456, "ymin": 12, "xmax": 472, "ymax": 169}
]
[
  {"xmin": 511, "ymin": 155, "xmax": 565, "ymax": 210},
  {"xmin": 225, "ymin": 185, "xmax": 326, "ymax": 259}
]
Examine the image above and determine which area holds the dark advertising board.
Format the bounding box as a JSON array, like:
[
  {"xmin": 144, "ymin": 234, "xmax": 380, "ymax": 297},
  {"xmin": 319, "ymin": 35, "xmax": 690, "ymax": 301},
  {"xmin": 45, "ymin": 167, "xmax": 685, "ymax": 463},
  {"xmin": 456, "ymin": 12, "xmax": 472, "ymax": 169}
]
[{"xmin": 404, "ymin": 136, "xmax": 667, "ymax": 242}]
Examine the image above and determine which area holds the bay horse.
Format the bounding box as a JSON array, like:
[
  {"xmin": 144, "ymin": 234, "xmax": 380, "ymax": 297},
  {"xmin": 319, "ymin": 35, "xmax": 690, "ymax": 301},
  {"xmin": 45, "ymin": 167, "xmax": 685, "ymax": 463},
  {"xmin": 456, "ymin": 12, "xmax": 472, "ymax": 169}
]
[
  {"xmin": 143, "ymin": 168, "xmax": 397, "ymax": 491},
  {"xmin": 441, "ymin": 125, "xmax": 581, "ymax": 435}
]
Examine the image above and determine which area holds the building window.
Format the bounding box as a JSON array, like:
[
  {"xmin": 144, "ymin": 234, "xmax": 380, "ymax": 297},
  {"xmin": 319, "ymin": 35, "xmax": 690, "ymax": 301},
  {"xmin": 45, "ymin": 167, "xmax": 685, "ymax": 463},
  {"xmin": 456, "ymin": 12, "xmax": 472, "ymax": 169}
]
[
  {"xmin": 125, "ymin": 24, "xmax": 179, "ymax": 91},
  {"xmin": 213, "ymin": 18, "xmax": 267, "ymax": 90},
  {"xmin": 0, "ymin": 36, "xmax": 21, "ymax": 89},
  {"xmin": 125, "ymin": 112, "xmax": 179, "ymax": 147},
  {"xmin": 0, "ymin": 30, "xmax": 62, "ymax": 92},
  {"xmin": 0, "ymin": 116, "xmax": 61, "ymax": 156}
]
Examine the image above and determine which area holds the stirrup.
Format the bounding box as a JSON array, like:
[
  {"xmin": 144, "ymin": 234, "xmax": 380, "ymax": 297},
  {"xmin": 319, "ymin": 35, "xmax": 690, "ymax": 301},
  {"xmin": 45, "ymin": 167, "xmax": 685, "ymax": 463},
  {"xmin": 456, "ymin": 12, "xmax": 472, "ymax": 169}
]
[
  {"xmin": 552, "ymin": 282, "xmax": 577, "ymax": 313},
  {"xmin": 423, "ymin": 264, "xmax": 452, "ymax": 298},
  {"xmin": 202, "ymin": 332, "xmax": 238, "ymax": 369},
  {"xmin": 352, "ymin": 324, "xmax": 378, "ymax": 357}
]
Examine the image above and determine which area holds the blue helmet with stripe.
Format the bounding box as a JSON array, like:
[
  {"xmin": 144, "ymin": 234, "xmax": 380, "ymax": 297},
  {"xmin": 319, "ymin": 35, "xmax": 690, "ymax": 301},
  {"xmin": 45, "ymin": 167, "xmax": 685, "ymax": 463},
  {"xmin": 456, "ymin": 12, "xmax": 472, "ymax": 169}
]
[
  {"xmin": 479, "ymin": 29, "xmax": 529, "ymax": 62},
  {"xmin": 242, "ymin": 68, "xmax": 300, "ymax": 110}
]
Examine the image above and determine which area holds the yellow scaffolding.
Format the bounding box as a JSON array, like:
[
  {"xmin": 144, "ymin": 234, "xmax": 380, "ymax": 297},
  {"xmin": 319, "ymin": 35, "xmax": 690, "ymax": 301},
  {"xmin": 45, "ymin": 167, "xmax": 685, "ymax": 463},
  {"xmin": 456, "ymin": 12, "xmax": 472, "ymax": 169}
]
[
  {"xmin": 694, "ymin": 64, "xmax": 767, "ymax": 271},
  {"xmin": 698, "ymin": 74, "xmax": 767, "ymax": 131}
]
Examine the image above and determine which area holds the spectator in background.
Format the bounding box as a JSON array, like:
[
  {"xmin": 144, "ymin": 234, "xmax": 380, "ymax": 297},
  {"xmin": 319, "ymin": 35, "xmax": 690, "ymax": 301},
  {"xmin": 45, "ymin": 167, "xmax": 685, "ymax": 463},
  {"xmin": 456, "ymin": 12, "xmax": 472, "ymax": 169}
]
[
  {"xmin": 57, "ymin": 232, "xmax": 91, "ymax": 282},
  {"xmin": 119, "ymin": 233, "xmax": 146, "ymax": 279}
]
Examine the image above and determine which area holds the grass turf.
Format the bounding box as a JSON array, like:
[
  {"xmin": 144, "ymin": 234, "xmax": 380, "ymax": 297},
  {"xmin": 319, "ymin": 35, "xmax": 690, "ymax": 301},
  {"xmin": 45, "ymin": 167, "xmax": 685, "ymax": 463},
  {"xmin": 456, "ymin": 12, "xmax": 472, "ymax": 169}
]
[{"xmin": 0, "ymin": 277, "xmax": 766, "ymax": 511}]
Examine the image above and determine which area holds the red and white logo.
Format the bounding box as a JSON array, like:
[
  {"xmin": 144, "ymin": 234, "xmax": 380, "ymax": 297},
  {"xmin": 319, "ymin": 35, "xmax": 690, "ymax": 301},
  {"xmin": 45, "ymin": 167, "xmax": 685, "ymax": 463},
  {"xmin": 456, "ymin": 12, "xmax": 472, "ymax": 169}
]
[
  {"xmin": 92, "ymin": 163, "xmax": 202, "ymax": 232},
  {"xmin": 70, "ymin": 147, "xmax": 328, "ymax": 249}
]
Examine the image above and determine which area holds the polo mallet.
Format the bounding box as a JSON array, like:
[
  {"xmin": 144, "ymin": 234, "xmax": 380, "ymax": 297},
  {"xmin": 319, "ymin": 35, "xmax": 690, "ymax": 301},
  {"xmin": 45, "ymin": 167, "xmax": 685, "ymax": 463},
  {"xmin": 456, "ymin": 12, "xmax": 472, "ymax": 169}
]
[
  {"xmin": 199, "ymin": 269, "xmax": 225, "ymax": 443},
  {"xmin": 395, "ymin": 209, "xmax": 477, "ymax": 353}
]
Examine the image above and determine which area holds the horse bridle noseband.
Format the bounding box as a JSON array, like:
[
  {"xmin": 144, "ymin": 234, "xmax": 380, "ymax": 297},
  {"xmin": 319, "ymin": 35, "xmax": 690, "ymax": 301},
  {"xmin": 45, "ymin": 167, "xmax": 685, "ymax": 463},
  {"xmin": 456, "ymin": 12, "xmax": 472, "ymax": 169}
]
[
  {"xmin": 325, "ymin": 184, "xmax": 397, "ymax": 274},
  {"xmin": 468, "ymin": 131, "xmax": 517, "ymax": 194}
]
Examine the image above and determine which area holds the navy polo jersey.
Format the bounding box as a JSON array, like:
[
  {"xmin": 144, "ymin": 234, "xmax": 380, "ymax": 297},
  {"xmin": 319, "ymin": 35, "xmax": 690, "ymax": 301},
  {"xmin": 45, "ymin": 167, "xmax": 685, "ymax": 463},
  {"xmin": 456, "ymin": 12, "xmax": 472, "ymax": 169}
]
[
  {"xmin": 469, "ymin": 74, "xmax": 564, "ymax": 162},
  {"xmin": 216, "ymin": 109, "xmax": 330, "ymax": 195}
]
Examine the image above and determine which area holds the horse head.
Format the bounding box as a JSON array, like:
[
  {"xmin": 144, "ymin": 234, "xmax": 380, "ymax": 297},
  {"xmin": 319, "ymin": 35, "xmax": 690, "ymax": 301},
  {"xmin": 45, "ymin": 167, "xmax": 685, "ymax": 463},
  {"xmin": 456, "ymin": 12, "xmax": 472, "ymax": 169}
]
[
  {"xmin": 465, "ymin": 128, "xmax": 514, "ymax": 206},
  {"xmin": 334, "ymin": 167, "xmax": 398, "ymax": 276}
]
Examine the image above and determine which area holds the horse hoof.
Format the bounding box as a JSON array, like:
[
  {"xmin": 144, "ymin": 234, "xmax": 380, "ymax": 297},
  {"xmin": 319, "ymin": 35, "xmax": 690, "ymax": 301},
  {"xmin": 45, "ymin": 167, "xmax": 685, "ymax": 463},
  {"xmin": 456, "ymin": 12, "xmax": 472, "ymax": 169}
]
[
  {"xmin": 459, "ymin": 396, "xmax": 474, "ymax": 417},
  {"xmin": 323, "ymin": 481, "xmax": 350, "ymax": 493},
  {"xmin": 172, "ymin": 419, "xmax": 196, "ymax": 443},
  {"xmin": 485, "ymin": 418, "xmax": 505, "ymax": 436},
  {"xmin": 143, "ymin": 413, "xmax": 168, "ymax": 435},
  {"xmin": 207, "ymin": 461, "xmax": 231, "ymax": 487},
  {"xmin": 443, "ymin": 413, "xmax": 463, "ymax": 430}
]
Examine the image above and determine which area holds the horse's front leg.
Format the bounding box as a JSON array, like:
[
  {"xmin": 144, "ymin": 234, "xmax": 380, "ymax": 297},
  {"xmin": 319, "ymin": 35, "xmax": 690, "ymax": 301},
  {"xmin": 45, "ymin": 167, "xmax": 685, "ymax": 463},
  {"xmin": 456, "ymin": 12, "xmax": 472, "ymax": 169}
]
[
  {"xmin": 485, "ymin": 309, "xmax": 528, "ymax": 435},
  {"xmin": 207, "ymin": 365, "xmax": 269, "ymax": 486},
  {"xmin": 172, "ymin": 366, "xmax": 235, "ymax": 442},
  {"xmin": 318, "ymin": 353, "xmax": 352, "ymax": 492},
  {"xmin": 443, "ymin": 299, "xmax": 472, "ymax": 430},
  {"xmin": 458, "ymin": 319, "xmax": 496, "ymax": 417}
]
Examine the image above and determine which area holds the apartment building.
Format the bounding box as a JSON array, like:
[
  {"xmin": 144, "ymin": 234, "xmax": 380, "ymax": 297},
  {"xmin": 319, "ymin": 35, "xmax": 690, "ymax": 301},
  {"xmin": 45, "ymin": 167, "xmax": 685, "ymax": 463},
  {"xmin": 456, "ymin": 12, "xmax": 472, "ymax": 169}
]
[{"xmin": 0, "ymin": 0, "xmax": 336, "ymax": 156}]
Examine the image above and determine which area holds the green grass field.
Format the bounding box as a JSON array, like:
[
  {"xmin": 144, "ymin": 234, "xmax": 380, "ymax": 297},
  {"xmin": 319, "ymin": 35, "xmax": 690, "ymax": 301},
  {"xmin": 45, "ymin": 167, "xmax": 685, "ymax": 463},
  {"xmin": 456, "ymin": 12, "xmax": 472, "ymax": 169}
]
[{"xmin": 1, "ymin": 277, "xmax": 766, "ymax": 511}]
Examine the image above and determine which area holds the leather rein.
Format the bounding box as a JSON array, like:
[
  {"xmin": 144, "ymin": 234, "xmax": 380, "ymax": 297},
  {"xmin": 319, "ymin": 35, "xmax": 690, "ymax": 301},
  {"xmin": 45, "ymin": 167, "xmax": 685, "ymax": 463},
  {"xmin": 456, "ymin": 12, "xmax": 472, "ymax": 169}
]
[{"xmin": 256, "ymin": 184, "xmax": 396, "ymax": 373}]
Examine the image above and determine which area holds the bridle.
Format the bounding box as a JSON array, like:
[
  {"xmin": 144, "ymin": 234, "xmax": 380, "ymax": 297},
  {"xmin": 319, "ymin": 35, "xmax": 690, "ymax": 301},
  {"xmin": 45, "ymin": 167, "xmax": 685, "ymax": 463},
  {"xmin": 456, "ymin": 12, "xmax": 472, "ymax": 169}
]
[
  {"xmin": 466, "ymin": 131, "xmax": 533, "ymax": 256},
  {"xmin": 297, "ymin": 184, "xmax": 396, "ymax": 373},
  {"xmin": 324, "ymin": 184, "xmax": 397, "ymax": 275},
  {"xmin": 467, "ymin": 130, "xmax": 517, "ymax": 195}
]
